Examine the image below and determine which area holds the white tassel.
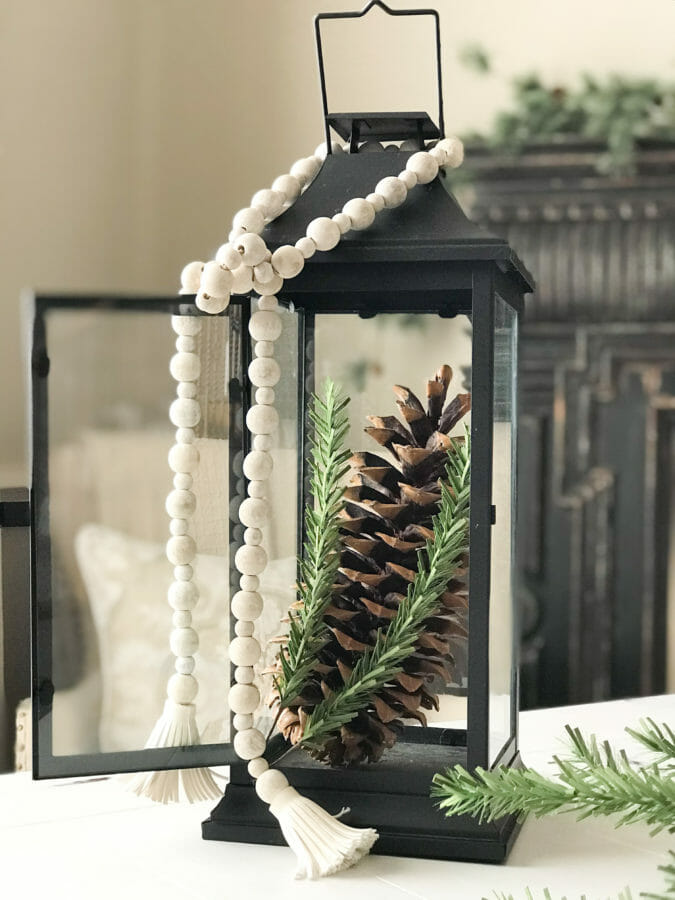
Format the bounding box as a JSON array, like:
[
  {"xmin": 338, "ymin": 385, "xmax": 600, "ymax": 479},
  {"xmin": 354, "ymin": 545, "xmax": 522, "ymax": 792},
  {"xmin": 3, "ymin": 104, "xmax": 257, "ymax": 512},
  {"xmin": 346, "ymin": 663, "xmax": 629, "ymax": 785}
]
[
  {"xmin": 128, "ymin": 701, "xmax": 221, "ymax": 803},
  {"xmin": 270, "ymin": 785, "xmax": 378, "ymax": 879}
]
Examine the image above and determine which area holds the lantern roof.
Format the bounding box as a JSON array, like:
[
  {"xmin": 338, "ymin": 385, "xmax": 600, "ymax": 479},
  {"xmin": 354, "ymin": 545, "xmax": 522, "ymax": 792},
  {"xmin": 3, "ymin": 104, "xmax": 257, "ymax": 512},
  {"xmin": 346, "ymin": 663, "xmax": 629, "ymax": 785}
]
[{"xmin": 262, "ymin": 151, "xmax": 535, "ymax": 296}]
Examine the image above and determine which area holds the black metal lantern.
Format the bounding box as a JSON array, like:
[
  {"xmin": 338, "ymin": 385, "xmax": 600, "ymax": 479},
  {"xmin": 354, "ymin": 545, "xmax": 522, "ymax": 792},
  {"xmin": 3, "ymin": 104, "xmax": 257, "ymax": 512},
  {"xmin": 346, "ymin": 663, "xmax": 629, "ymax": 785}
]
[{"xmin": 203, "ymin": 0, "xmax": 534, "ymax": 863}]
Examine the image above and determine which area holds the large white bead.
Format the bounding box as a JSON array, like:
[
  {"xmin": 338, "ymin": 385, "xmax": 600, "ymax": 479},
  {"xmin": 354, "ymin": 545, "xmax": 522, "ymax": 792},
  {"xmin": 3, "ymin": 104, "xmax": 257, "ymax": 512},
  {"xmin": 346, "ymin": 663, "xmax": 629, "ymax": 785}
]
[
  {"xmin": 290, "ymin": 156, "xmax": 321, "ymax": 186},
  {"xmin": 215, "ymin": 242, "xmax": 242, "ymax": 270},
  {"xmin": 343, "ymin": 197, "xmax": 376, "ymax": 230},
  {"xmin": 170, "ymin": 352, "xmax": 200, "ymax": 383},
  {"xmin": 233, "ymin": 206, "xmax": 265, "ymax": 235},
  {"xmin": 366, "ymin": 191, "xmax": 385, "ymax": 213},
  {"xmin": 169, "ymin": 398, "xmax": 201, "ymax": 428},
  {"xmin": 271, "ymin": 245, "xmax": 304, "ymax": 278},
  {"xmin": 234, "ymin": 544, "xmax": 267, "ymax": 576},
  {"xmin": 295, "ymin": 236, "xmax": 316, "ymax": 259},
  {"xmin": 271, "ymin": 173, "xmax": 301, "ymax": 204},
  {"xmin": 255, "ymin": 769, "xmax": 289, "ymax": 803},
  {"xmin": 168, "ymin": 442, "xmax": 200, "ymax": 474},
  {"xmin": 307, "ymin": 216, "xmax": 341, "ymax": 251},
  {"xmin": 230, "ymin": 635, "xmax": 262, "ymax": 666},
  {"xmin": 314, "ymin": 140, "xmax": 344, "ymax": 159},
  {"xmin": 196, "ymin": 292, "xmax": 229, "ymax": 314},
  {"xmin": 243, "ymin": 450, "xmax": 273, "ymax": 480},
  {"xmin": 431, "ymin": 136, "xmax": 464, "ymax": 168},
  {"xmin": 331, "ymin": 212, "xmax": 351, "ymax": 235},
  {"xmin": 239, "ymin": 497, "xmax": 270, "ymax": 528},
  {"xmin": 170, "ymin": 626, "xmax": 199, "ymax": 657},
  {"xmin": 251, "ymin": 189, "xmax": 285, "ymax": 220},
  {"xmin": 249, "ymin": 310, "xmax": 282, "ymax": 342},
  {"xmin": 233, "ymin": 233, "xmax": 267, "ymax": 267},
  {"xmin": 234, "ymin": 728, "xmax": 266, "ymax": 761},
  {"xmin": 180, "ymin": 261, "xmax": 204, "ymax": 294},
  {"xmin": 228, "ymin": 682, "xmax": 260, "ymax": 714},
  {"xmin": 246, "ymin": 404, "xmax": 279, "ymax": 435},
  {"xmin": 248, "ymin": 757, "xmax": 269, "ymax": 778},
  {"xmin": 253, "ymin": 434, "xmax": 273, "ymax": 451},
  {"xmin": 375, "ymin": 176, "xmax": 408, "ymax": 208},
  {"xmin": 406, "ymin": 150, "xmax": 439, "ymax": 184},
  {"xmin": 230, "ymin": 264, "xmax": 254, "ymax": 294},
  {"xmin": 253, "ymin": 271, "xmax": 283, "ymax": 296},
  {"xmin": 167, "ymin": 673, "xmax": 198, "ymax": 704},
  {"xmin": 166, "ymin": 489, "xmax": 196, "ymax": 518},
  {"xmin": 248, "ymin": 356, "xmax": 281, "ymax": 387},
  {"xmin": 201, "ymin": 260, "xmax": 234, "ymax": 296},
  {"xmin": 166, "ymin": 534, "xmax": 197, "ymax": 566},
  {"xmin": 168, "ymin": 581, "xmax": 198, "ymax": 611},
  {"xmin": 233, "ymin": 713, "xmax": 254, "ymax": 731},
  {"xmin": 171, "ymin": 315, "xmax": 202, "ymax": 336},
  {"xmin": 398, "ymin": 168, "xmax": 418, "ymax": 190},
  {"xmin": 231, "ymin": 590, "xmax": 263, "ymax": 620}
]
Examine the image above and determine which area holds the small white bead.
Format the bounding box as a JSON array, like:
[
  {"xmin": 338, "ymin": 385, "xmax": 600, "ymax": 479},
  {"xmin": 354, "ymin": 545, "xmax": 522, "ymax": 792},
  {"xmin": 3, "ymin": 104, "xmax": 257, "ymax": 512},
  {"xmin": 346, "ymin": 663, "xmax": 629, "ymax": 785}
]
[
  {"xmin": 166, "ymin": 489, "xmax": 196, "ymax": 518},
  {"xmin": 228, "ymin": 682, "xmax": 260, "ymax": 714},
  {"xmin": 295, "ymin": 236, "xmax": 316, "ymax": 259},
  {"xmin": 172, "ymin": 315, "xmax": 202, "ymax": 337},
  {"xmin": 406, "ymin": 150, "xmax": 439, "ymax": 184},
  {"xmin": 233, "ymin": 206, "xmax": 265, "ymax": 234},
  {"xmin": 271, "ymin": 244, "xmax": 304, "ymax": 278},
  {"xmin": 215, "ymin": 243, "xmax": 242, "ymax": 270},
  {"xmin": 173, "ymin": 610, "xmax": 192, "ymax": 628},
  {"xmin": 244, "ymin": 527, "xmax": 263, "ymax": 546},
  {"xmin": 170, "ymin": 351, "xmax": 200, "ymax": 383},
  {"xmin": 247, "ymin": 480, "xmax": 266, "ymax": 499},
  {"xmin": 239, "ymin": 497, "xmax": 270, "ymax": 528},
  {"xmin": 257, "ymin": 295, "xmax": 278, "ymax": 310},
  {"xmin": 234, "ymin": 728, "xmax": 267, "ymax": 761},
  {"xmin": 246, "ymin": 404, "xmax": 279, "ymax": 435},
  {"xmin": 248, "ymin": 356, "xmax": 281, "ymax": 387},
  {"xmin": 167, "ymin": 673, "xmax": 198, "ymax": 704},
  {"xmin": 342, "ymin": 198, "xmax": 376, "ymax": 230},
  {"xmin": 253, "ymin": 261, "xmax": 274, "ymax": 284},
  {"xmin": 314, "ymin": 140, "xmax": 344, "ymax": 159},
  {"xmin": 166, "ymin": 534, "xmax": 197, "ymax": 566},
  {"xmin": 255, "ymin": 387, "xmax": 274, "ymax": 405},
  {"xmin": 231, "ymin": 264, "xmax": 254, "ymax": 295},
  {"xmin": 249, "ymin": 310, "xmax": 282, "ymax": 342},
  {"xmin": 271, "ymin": 173, "xmax": 301, "ymax": 204},
  {"xmin": 230, "ymin": 635, "xmax": 261, "ymax": 666},
  {"xmin": 375, "ymin": 176, "xmax": 408, "ymax": 209},
  {"xmin": 248, "ymin": 757, "xmax": 269, "ymax": 778},
  {"xmin": 253, "ymin": 434, "xmax": 273, "ymax": 451},
  {"xmin": 331, "ymin": 212, "xmax": 352, "ymax": 235},
  {"xmin": 234, "ymin": 544, "xmax": 267, "ymax": 576},
  {"xmin": 431, "ymin": 136, "xmax": 464, "ymax": 168},
  {"xmin": 232, "ymin": 591, "xmax": 263, "ymax": 620},
  {"xmin": 168, "ymin": 442, "xmax": 200, "ymax": 474},
  {"xmin": 255, "ymin": 769, "xmax": 289, "ymax": 803},
  {"xmin": 234, "ymin": 666, "xmax": 255, "ymax": 684},
  {"xmin": 177, "ymin": 382, "xmax": 197, "ymax": 399},
  {"xmin": 180, "ymin": 261, "xmax": 204, "ymax": 294},
  {"xmin": 173, "ymin": 473, "xmax": 193, "ymax": 490},
  {"xmin": 290, "ymin": 156, "xmax": 321, "ymax": 186},
  {"xmin": 174, "ymin": 564, "xmax": 193, "ymax": 581},
  {"xmin": 239, "ymin": 574, "xmax": 259, "ymax": 591},
  {"xmin": 175, "ymin": 335, "xmax": 196, "ymax": 352},
  {"xmin": 366, "ymin": 191, "xmax": 386, "ymax": 213},
  {"xmin": 254, "ymin": 341, "xmax": 274, "ymax": 358},
  {"xmin": 233, "ymin": 713, "xmax": 254, "ymax": 731},
  {"xmin": 233, "ymin": 233, "xmax": 267, "ymax": 267},
  {"xmin": 253, "ymin": 271, "xmax": 284, "ymax": 296},
  {"xmin": 175, "ymin": 656, "xmax": 195, "ymax": 675},
  {"xmin": 169, "ymin": 518, "xmax": 188, "ymax": 536},
  {"xmin": 398, "ymin": 168, "xmax": 418, "ymax": 190},
  {"xmin": 243, "ymin": 449, "xmax": 273, "ymax": 480},
  {"xmin": 175, "ymin": 427, "xmax": 195, "ymax": 444},
  {"xmin": 235, "ymin": 620, "xmax": 255, "ymax": 637},
  {"xmin": 196, "ymin": 292, "xmax": 229, "ymax": 315},
  {"xmin": 306, "ymin": 216, "xmax": 341, "ymax": 251},
  {"xmin": 168, "ymin": 581, "xmax": 198, "ymax": 610},
  {"xmin": 201, "ymin": 260, "xmax": 234, "ymax": 296},
  {"xmin": 251, "ymin": 189, "xmax": 285, "ymax": 220},
  {"xmin": 170, "ymin": 626, "xmax": 199, "ymax": 657}
]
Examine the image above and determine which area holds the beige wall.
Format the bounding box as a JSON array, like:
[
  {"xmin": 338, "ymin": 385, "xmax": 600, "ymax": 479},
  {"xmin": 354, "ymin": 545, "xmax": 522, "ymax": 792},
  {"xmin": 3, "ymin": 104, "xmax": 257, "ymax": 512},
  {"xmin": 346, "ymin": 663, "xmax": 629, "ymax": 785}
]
[{"xmin": 2, "ymin": 0, "xmax": 675, "ymax": 484}]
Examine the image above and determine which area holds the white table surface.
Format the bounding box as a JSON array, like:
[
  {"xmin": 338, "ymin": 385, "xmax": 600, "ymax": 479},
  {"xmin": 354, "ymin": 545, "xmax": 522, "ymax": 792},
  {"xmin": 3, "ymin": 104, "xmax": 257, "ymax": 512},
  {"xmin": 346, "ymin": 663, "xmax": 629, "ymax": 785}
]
[{"xmin": 1, "ymin": 695, "xmax": 673, "ymax": 900}]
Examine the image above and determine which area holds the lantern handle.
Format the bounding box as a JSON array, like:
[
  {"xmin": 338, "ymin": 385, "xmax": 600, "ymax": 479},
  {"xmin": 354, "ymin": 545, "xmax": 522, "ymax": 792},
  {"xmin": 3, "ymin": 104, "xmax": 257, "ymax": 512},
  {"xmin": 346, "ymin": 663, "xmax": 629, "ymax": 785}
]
[{"xmin": 314, "ymin": 1, "xmax": 445, "ymax": 153}]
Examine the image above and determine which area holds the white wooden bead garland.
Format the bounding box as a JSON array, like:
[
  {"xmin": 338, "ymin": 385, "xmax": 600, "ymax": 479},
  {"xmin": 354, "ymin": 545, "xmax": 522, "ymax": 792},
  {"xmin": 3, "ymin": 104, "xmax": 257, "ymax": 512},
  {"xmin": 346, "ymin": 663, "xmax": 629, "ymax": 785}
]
[{"xmin": 170, "ymin": 137, "xmax": 464, "ymax": 875}]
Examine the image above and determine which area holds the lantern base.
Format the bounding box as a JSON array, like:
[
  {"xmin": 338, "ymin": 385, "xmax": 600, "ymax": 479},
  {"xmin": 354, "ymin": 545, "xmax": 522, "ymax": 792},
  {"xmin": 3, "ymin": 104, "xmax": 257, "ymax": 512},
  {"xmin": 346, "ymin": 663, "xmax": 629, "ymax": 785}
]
[{"xmin": 202, "ymin": 740, "xmax": 522, "ymax": 864}]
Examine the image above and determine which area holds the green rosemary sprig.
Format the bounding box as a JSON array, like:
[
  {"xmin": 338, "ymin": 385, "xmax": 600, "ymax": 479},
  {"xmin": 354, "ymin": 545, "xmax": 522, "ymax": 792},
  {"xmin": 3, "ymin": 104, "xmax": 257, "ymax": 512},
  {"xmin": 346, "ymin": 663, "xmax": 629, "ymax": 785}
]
[
  {"xmin": 300, "ymin": 433, "xmax": 471, "ymax": 750},
  {"xmin": 276, "ymin": 377, "xmax": 351, "ymax": 706}
]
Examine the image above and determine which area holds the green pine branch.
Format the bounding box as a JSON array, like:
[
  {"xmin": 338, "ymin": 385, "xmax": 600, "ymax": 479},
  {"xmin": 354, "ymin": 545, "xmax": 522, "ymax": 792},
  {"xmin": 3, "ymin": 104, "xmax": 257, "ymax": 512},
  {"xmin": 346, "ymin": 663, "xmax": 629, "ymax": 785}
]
[
  {"xmin": 300, "ymin": 433, "xmax": 471, "ymax": 750},
  {"xmin": 276, "ymin": 377, "xmax": 351, "ymax": 706}
]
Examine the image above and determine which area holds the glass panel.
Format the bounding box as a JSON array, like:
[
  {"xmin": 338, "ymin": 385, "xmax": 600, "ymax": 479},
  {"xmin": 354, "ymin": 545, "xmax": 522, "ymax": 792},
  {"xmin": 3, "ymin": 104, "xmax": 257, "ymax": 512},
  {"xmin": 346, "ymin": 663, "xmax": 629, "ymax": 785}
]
[
  {"xmin": 312, "ymin": 312, "xmax": 472, "ymax": 735},
  {"xmin": 489, "ymin": 296, "xmax": 518, "ymax": 766}
]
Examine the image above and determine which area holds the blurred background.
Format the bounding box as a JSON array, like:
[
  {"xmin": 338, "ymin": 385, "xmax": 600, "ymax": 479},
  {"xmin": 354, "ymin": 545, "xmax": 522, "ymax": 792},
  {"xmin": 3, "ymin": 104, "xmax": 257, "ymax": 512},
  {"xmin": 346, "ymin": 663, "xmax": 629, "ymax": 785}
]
[{"xmin": 2, "ymin": 0, "xmax": 675, "ymax": 770}]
